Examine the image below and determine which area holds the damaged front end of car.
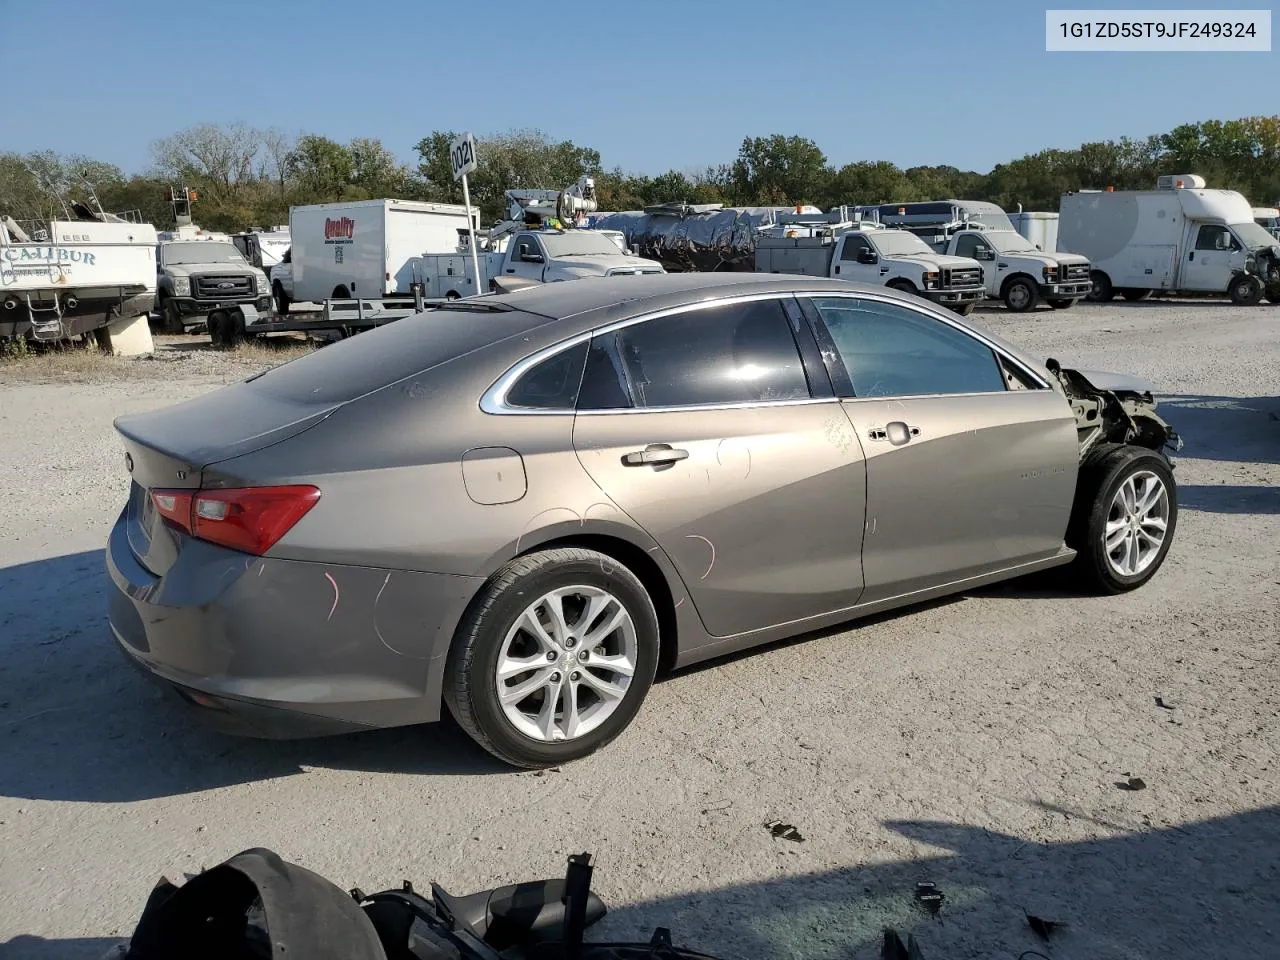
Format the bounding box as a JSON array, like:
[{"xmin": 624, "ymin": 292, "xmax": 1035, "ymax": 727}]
[{"xmin": 1045, "ymin": 359, "xmax": 1182, "ymax": 461}]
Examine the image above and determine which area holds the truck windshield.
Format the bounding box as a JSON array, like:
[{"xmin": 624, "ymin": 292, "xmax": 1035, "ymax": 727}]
[
  {"xmin": 164, "ymin": 242, "xmax": 247, "ymax": 265},
  {"xmin": 987, "ymin": 231, "xmax": 1039, "ymax": 254},
  {"xmin": 868, "ymin": 232, "xmax": 935, "ymax": 257},
  {"xmin": 538, "ymin": 232, "xmax": 628, "ymax": 257},
  {"xmin": 1232, "ymin": 221, "xmax": 1280, "ymax": 249}
]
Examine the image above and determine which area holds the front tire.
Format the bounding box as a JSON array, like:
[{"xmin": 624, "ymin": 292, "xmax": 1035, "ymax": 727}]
[
  {"xmin": 1003, "ymin": 277, "xmax": 1039, "ymax": 312},
  {"xmin": 273, "ymin": 281, "xmax": 291, "ymax": 315},
  {"xmin": 1087, "ymin": 271, "xmax": 1114, "ymax": 302},
  {"xmin": 1229, "ymin": 275, "xmax": 1264, "ymax": 306},
  {"xmin": 444, "ymin": 547, "xmax": 660, "ymax": 768},
  {"xmin": 162, "ymin": 299, "xmax": 185, "ymax": 335},
  {"xmin": 1066, "ymin": 445, "xmax": 1177, "ymax": 595},
  {"xmin": 950, "ymin": 301, "xmax": 976, "ymax": 316}
]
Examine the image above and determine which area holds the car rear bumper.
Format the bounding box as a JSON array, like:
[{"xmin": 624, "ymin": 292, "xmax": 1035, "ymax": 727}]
[{"xmin": 105, "ymin": 509, "xmax": 482, "ymax": 739}]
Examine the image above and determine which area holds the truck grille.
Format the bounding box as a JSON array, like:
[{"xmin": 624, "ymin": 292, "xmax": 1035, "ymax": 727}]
[
  {"xmin": 193, "ymin": 274, "xmax": 254, "ymax": 299},
  {"xmin": 944, "ymin": 266, "xmax": 983, "ymax": 288},
  {"xmin": 1062, "ymin": 262, "xmax": 1090, "ymax": 282}
]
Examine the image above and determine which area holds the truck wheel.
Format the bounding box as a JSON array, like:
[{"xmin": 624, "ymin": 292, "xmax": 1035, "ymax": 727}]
[
  {"xmin": 446, "ymin": 291, "xmax": 461, "ymax": 300},
  {"xmin": 951, "ymin": 302, "xmax": 976, "ymax": 316},
  {"xmin": 886, "ymin": 279, "xmax": 917, "ymax": 296},
  {"xmin": 1228, "ymin": 275, "xmax": 1264, "ymax": 306},
  {"xmin": 1066, "ymin": 445, "xmax": 1177, "ymax": 595},
  {"xmin": 207, "ymin": 311, "xmax": 229, "ymax": 349},
  {"xmin": 273, "ymin": 282, "xmax": 291, "ymax": 315},
  {"xmin": 162, "ymin": 300, "xmax": 185, "ymax": 335},
  {"xmin": 1047, "ymin": 298, "xmax": 1074, "ymax": 310},
  {"xmin": 1087, "ymin": 271, "xmax": 1113, "ymax": 302},
  {"xmin": 1121, "ymin": 288, "xmax": 1152, "ymax": 301},
  {"xmin": 332, "ymin": 286, "xmax": 351, "ymax": 300},
  {"xmin": 1002, "ymin": 277, "xmax": 1039, "ymax": 312}
]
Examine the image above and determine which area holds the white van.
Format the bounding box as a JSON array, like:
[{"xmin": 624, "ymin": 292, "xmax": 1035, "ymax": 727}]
[
  {"xmin": 1059, "ymin": 175, "xmax": 1279, "ymax": 304},
  {"xmin": 1254, "ymin": 206, "xmax": 1280, "ymax": 239},
  {"xmin": 288, "ymin": 199, "xmax": 477, "ymax": 303}
]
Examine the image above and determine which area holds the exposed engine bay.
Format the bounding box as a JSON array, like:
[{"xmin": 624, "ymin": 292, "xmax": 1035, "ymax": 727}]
[{"xmin": 1046, "ymin": 359, "xmax": 1182, "ymax": 461}]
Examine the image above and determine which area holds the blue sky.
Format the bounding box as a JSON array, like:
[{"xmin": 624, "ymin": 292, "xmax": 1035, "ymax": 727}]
[{"xmin": 2, "ymin": 0, "xmax": 1275, "ymax": 176}]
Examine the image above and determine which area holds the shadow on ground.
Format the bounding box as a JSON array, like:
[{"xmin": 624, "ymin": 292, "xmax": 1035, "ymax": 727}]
[
  {"xmin": 0, "ymin": 550, "xmax": 508, "ymax": 806},
  {"xmin": 5, "ymin": 807, "xmax": 1277, "ymax": 959},
  {"xmin": 1159, "ymin": 394, "xmax": 1280, "ymax": 465}
]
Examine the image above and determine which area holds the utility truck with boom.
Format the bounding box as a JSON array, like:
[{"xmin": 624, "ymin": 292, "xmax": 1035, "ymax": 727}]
[
  {"xmin": 412, "ymin": 177, "xmax": 663, "ymax": 299},
  {"xmin": 753, "ymin": 212, "xmax": 985, "ymax": 314}
]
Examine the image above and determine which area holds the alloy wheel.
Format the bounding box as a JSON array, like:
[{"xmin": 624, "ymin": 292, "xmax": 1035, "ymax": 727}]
[{"xmin": 1103, "ymin": 470, "xmax": 1169, "ymax": 577}]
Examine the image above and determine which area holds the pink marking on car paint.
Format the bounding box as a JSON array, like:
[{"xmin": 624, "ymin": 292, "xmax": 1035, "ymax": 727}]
[{"xmin": 324, "ymin": 572, "xmax": 339, "ymax": 621}]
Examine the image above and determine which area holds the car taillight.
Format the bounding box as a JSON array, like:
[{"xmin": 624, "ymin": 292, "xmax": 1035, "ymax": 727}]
[{"xmin": 150, "ymin": 485, "xmax": 321, "ymax": 555}]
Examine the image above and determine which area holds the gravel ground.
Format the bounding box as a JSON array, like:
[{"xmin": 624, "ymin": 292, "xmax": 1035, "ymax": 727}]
[{"xmin": 1, "ymin": 303, "xmax": 1277, "ymax": 960}]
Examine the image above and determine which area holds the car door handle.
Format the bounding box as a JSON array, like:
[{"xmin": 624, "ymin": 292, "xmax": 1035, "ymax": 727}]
[
  {"xmin": 1188, "ymin": 251, "xmax": 1195, "ymax": 261},
  {"xmin": 869, "ymin": 422, "xmax": 919, "ymax": 445},
  {"xmin": 621, "ymin": 443, "xmax": 690, "ymax": 467}
]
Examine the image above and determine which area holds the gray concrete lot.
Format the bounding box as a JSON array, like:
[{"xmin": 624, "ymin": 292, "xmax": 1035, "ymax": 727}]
[{"xmin": 1, "ymin": 300, "xmax": 1277, "ymax": 960}]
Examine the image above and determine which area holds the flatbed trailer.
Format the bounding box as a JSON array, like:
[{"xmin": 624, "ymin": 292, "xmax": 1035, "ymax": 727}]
[{"xmin": 206, "ymin": 292, "xmax": 437, "ymax": 348}]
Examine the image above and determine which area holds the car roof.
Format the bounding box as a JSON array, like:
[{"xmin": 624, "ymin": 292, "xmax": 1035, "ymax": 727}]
[{"xmin": 494, "ymin": 272, "xmax": 879, "ymax": 326}]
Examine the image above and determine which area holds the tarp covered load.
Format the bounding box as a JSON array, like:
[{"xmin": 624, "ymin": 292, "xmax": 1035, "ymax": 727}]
[{"xmin": 585, "ymin": 205, "xmax": 804, "ymax": 272}]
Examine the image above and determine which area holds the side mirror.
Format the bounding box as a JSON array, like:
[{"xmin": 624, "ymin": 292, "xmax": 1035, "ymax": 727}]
[
  {"xmin": 976, "ymin": 248, "xmax": 995, "ymax": 261},
  {"xmin": 523, "ymin": 253, "xmax": 545, "ymax": 264},
  {"xmin": 856, "ymin": 249, "xmax": 879, "ymax": 265}
]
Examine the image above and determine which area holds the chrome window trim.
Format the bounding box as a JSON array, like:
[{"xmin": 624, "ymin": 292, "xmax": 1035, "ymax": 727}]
[
  {"xmin": 480, "ymin": 291, "xmax": 813, "ymax": 415},
  {"xmin": 477, "ymin": 287, "xmax": 1051, "ymax": 416},
  {"xmin": 801, "ymin": 289, "xmax": 1053, "ymax": 393}
]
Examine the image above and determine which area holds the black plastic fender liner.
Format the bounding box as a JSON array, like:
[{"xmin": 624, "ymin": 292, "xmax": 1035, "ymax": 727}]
[{"xmin": 122, "ymin": 847, "xmax": 388, "ymax": 960}]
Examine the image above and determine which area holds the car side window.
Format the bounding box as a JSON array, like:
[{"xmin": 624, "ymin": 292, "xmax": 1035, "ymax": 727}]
[
  {"xmin": 505, "ymin": 340, "xmax": 588, "ymax": 410},
  {"xmin": 515, "ymin": 236, "xmax": 543, "ymax": 261},
  {"xmin": 577, "ymin": 338, "xmax": 634, "ymax": 410},
  {"xmin": 610, "ymin": 299, "xmax": 810, "ymax": 408},
  {"xmin": 808, "ymin": 296, "xmax": 1007, "ymax": 398},
  {"xmin": 840, "ymin": 235, "xmax": 870, "ymax": 261},
  {"xmin": 1195, "ymin": 225, "xmax": 1238, "ymax": 251},
  {"xmin": 954, "ymin": 234, "xmax": 987, "ymax": 259}
]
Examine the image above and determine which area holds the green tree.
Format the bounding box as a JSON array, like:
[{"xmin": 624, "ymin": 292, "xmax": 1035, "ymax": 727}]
[
  {"xmin": 285, "ymin": 135, "xmax": 355, "ymax": 202},
  {"xmin": 730, "ymin": 135, "xmax": 829, "ymax": 206}
]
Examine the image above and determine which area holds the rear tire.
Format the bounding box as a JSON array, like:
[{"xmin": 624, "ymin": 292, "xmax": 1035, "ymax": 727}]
[
  {"xmin": 1066, "ymin": 445, "xmax": 1177, "ymax": 595},
  {"xmin": 1087, "ymin": 271, "xmax": 1114, "ymax": 302},
  {"xmin": 1228, "ymin": 275, "xmax": 1264, "ymax": 306},
  {"xmin": 273, "ymin": 281, "xmax": 291, "ymax": 315},
  {"xmin": 1047, "ymin": 298, "xmax": 1074, "ymax": 310},
  {"xmin": 1002, "ymin": 276, "xmax": 1039, "ymax": 312},
  {"xmin": 444, "ymin": 547, "xmax": 660, "ymax": 768}
]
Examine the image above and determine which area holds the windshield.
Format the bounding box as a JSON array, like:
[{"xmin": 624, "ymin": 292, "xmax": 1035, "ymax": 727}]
[
  {"xmin": 868, "ymin": 232, "xmax": 935, "ymax": 257},
  {"xmin": 538, "ymin": 232, "xmax": 626, "ymax": 258},
  {"xmin": 987, "ymin": 231, "xmax": 1039, "ymax": 254},
  {"xmin": 164, "ymin": 242, "xmax": 247, "ymax": 265},
  {"xmin": 1232, "ymin": 221, "xmax": 1280, "ymax": 249}
]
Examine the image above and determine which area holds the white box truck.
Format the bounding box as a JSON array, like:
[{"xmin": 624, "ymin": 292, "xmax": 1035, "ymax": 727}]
[
  {"xmin": 288, "ymin": 199, "xmax": 477, "ymax": 303},
  {"xmin": 1059, "ymin": 175, "xmax": 1280, "ymax": 305},
  {"xmin": 1007, "ymin": 210, "xmax": 1060, "ymax": 253}
]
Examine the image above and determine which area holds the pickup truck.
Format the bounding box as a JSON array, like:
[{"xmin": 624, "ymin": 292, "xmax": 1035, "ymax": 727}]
[
  {"xmin": 754, "ymin": 227, "xmax": 986, "ymax": 314},
  {"xmin": 155, "ymin": 239, "xmax": 272, "ymax": 333},
  {"xmin": 414, "ymin": 228, "xmax": 664, "ymax": 299},
  {"xmin": 926, "ymin": 228, "xmax": 1092, "ymax": 312}
]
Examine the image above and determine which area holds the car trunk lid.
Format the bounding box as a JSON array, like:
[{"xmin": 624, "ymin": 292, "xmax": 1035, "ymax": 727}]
[{"xmin": 115, "ymin": 381, "xmax": 340, "ymax": 576}]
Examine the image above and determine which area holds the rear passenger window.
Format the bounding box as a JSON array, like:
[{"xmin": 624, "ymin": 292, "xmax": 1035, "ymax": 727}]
[
  {"xmin": 577, "ymin": 339, "xmax": 633, "ymax": 410},
  {"xmin": 505, "ymin": 341, "xmax": 587, "ymax": 410},
  {"xmin": 612, "ymin": 299, "xmax": 810, "ymax": 408},
  {"xmin": 809, "ymin": 297, "xmax": 1006, "ymax": 397}
]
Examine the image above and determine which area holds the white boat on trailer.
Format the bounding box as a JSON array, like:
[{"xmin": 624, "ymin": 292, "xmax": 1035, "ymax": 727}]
[{"xmin": 0, "ymin": 203, "xmax": 158, "ymax": 343}]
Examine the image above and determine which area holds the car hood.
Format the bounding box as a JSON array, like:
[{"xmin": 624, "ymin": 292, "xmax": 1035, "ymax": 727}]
[
  {"xmin": 165, "ymin": 263, "xmax": 266, "ymax": 281},
  {"xmin": 554, "ymin": 254, "xmax": 662, "ymax": 273},
  {"xmin": 1067, "ymin": 368, "xmax": 1158, "ymax": 396},
  {"xmin": 890, "ymin": 253, "xmax": 977, "ymax": 270}
]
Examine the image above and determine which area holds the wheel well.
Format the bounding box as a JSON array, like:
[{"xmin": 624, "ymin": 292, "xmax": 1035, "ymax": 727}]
[
  {"xmin": 886, "ymin": 278, "xmax": 916, "ymax": 292},
  {"xmin": 332, "ymin": 285, "xmax": 350, "ymax": 299},
  {"xmin": 519, "ymin": 533, "xmax": 680, "ymax": 676},
  {"xmin": 1000, "ymin": 272, "xmax": 1037, "ymax": 295}
]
